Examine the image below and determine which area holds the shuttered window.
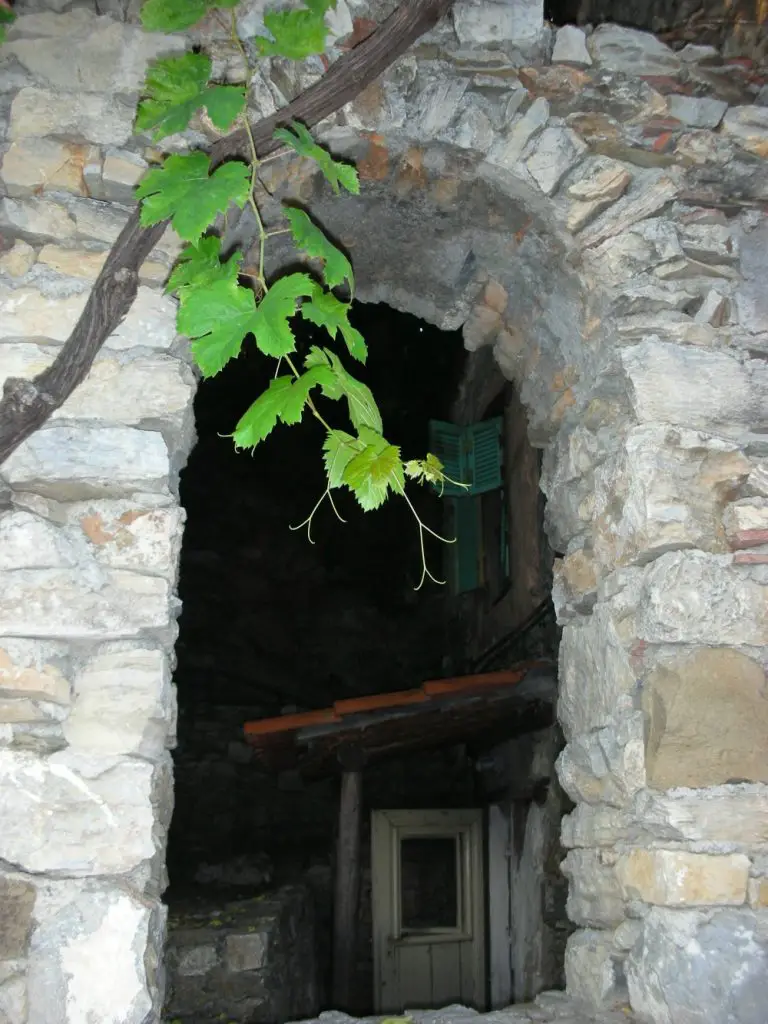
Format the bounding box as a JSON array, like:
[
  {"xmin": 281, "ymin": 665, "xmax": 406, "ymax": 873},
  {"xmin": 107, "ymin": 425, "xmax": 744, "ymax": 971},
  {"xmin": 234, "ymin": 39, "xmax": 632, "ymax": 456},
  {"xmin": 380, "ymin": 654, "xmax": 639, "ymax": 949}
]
[
  {"xmin": 428, "ymin": 419, "xmax": 503, "ymax": 496},
  {"xmin": 430, "ymin": 418, "xmax": 506, "ymax": 595}
]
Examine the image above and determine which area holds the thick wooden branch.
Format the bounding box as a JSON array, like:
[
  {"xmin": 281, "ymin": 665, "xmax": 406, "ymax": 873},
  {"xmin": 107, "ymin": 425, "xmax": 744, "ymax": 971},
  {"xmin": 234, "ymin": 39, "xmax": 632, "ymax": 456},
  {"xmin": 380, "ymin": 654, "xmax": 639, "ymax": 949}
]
[{"xmin": 0, "ymin": 0, "xmax": 453, "ymax": 467}]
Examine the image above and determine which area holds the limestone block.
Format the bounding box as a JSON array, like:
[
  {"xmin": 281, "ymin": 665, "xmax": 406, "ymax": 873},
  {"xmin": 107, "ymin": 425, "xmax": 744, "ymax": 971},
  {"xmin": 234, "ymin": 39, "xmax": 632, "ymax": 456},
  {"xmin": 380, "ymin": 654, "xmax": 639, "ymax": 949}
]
[
  {"xmin": 0, "ymin": 196, "xmax": 77, "ymax": 242},
  {"xmin": 617, "ymin": 849, "xmax": 749, "ymax": 907},
  {"xmin": 101, "ymin": 148, "xmax": 148, "ymax": 202},
  {"xmin": 1, "ymin": 425, "xmax": 171, "ymax": 500},
  {"xmin": 558, "ymin": 607, "xmax": 636, "ymax": 739},
  {"xmin": 9, "ymin": 88, "xmax": 136, "ymax": 146},
  {"xmin": 621, "ymin": 341, "xmax": 767, "ymax": 444},
  {"xmin": 69, "ymin": 195, "xmax": 131, "ymax": 244},
  {"xmin": 556, "ymin": 710, "xmax": 646, "ymax": 807},
  {"xmin": 448, "ymin": 102, "xmax": 496, "ymax": 153},
  {"xmin": 748, "ymin": 878, "xmax": 768, "ymax": 907},
  {"xmin": 632, "ymin": 785, "xmax": 768, "ymax": 851},
  {"xmin": 565, "ymin": 157, "xmax": 631, "ymax": 231},
  {"xmin": 561, "ymin": 804, "xmax": 629, "ymax": 848},
  {"xmin": 592, "ymin": 425, "xmax": 751, "ymax": 569},
  {"xmin": 54, "ymin": 357, "xmax": 195, "ymax": 437},
  {"xmin": 746, "ymin": 460, "xmax": 768, "ymax": 498},
  {"xmin": 71, "ymin": 500, "xmax": 185, "ymax": 579},
  {"xmin": 27, "ymin": 881, "xmax": 166, "ymax": 1024},
  {"xmin": 37, "ymin": 245, "xmax": 109, "ymax": 281},
  {"xmin": 0, "ymin": 966, "xmax": 27, "ymax": 1023},
  {"xmin": 564, "ymin": 930, "xmax": 626, "ymax": 1008},
  {"xmin": 667, "ymin": 95, "xmax": 727, "ymax": 129},
  {"xmin": 0, "ymin": 749, "xmax": 170, "ymax": 874},
  {"xmin": 409, "ymin": 77, "xmax": 469, "ymax": 138},
  {"xmin": 175, "ymin": 944, "xmax": 218, "ymax": 976},
  {"xmin": 552, "ymin": 548, "xmax": 598, "ymax": 619},
  {"xmin": 626, "ymin": 908, "xmax": 768, "ymax": 1023},
  {"xmin": 0, "ymin": 877, "xmax": 36, "ymax": 959},
  {"xmin": 453, "ymin": 0, "xmax": 543, "ymax": 47},
  {"xmin": 720, "ymin": 106, "xmax": 768, "ymax": 158},
  {"xmin": 0, "ymin": 285, "xmax": 87, "ymax": 341},
  {"xmin": 540, "ymin": 423, "xmax": 603, "ymax": 552},
  {"xmin": 0, "ymin": 138, "xmax": 92, "ymax": 199},
  {"xmin": 679, "ymin": 222, "xmax": 739, "ymax": 266},
  {"xmin": 694, "ymin": 288, "xmax": 728, "ymax": 326},
  {"xmin": 642, "ymin": 648, "xmax": 768, "ymax": 787},
  {"xmin": 226, "ymin": 931, "xmax": 269, "ymax": 972},
  {"xmin": 723, "ymin": 497, "xmax": 768, "ymax": 550},
  {"xmin": 0, "ymin": 639, "xmax": 70, "ymax": 704},
  {"xmin": 0, "ymin": 239, "xmax": 35, "ymax": 277},
  {"xmin": 63, "ymin": 647, "xmax": 174, "ymax": 759},
  {"xmin": 525, "ymin": 123, "xmax": 587, "ymax": 196},
  {"xmin": 578, "ymin": 174, "xmax": 681, "ymax": 250},
  {"xmin": 487, "ymin": 97, "xmax": 549, "ymax": 169},
  {"xmin": 0, "ymin": 568, "xmax": 171, "ymax": 639},
  {"xmin": 0, "ymin": 510, "xmax": 84, "ymax": 570},
  {"xmin": 552, "ymin": 25, "xmax": 591, "ymax": 65},
  {"xmin": 587, "ymin": 25, "xmax": 681, "ymax": 75},
  {"xmin": 612, "ymin": 279, "xmax": 701, "ymax": 317},
  {"xmin": 561, "ymin": 849, "xmax": 625, "ymax": 927},
  {"xmin": 106, "ymin": 286, "xmax": 179, "ymax": 351},
  {"xmin": 0, "ymin": 283, "xmax": 177, "ymax": 349},
  {"xmin": 636, "ymin": 551, "xmax": 768, "ymax": 647},
  {"xmin": 4, "ymin": 12, "xmax": 184, "ymax": 93}
]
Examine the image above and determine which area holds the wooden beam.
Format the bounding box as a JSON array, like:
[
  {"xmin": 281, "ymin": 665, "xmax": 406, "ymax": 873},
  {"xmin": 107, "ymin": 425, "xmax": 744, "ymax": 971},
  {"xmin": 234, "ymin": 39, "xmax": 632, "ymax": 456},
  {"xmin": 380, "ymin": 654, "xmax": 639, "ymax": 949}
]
[{"xmin": 333, "ymin": 763, "xmax": 364, "ymax": 1010}]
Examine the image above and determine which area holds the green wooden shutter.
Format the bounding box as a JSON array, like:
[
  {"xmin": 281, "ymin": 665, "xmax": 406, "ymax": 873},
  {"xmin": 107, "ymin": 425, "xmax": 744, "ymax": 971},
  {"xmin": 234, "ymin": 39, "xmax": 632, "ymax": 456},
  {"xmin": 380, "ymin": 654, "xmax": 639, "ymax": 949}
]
[
  {"xmin": 428, "ymin": 420, "xmax": 466, "ymax": 496},
  {"xmin": 446, "ymin": 496, "xmax": 481, "ymax": 593},
  {"xmin": 468, "ymin": 418, "xmax": 503, "ymax": 494},
  {"xmin": 429, "ymin": 418, "xmax": 503, "ymax": 497}
]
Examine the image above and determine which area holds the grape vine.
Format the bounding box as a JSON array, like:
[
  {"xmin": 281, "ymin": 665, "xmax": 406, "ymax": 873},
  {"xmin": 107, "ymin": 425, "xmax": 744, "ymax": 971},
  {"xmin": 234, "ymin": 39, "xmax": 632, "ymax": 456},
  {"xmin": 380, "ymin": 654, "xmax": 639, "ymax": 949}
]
[{"xmin": 7, "ymin": 0, "xmax": 469, "ymax": 587}]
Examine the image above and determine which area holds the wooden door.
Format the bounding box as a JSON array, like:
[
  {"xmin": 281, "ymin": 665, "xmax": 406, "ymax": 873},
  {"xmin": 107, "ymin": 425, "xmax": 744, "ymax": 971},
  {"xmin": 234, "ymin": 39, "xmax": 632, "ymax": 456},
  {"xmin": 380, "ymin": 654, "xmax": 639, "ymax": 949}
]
[{"xmin": 371, "ymin": 809, "xmax": 486, "ymax": 1013}]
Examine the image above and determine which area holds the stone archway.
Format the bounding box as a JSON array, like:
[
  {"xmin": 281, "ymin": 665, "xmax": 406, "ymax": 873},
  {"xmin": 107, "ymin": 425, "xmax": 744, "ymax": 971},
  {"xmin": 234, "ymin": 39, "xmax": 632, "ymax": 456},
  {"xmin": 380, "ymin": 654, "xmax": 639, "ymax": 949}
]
[{"xmin": 0, "ymin": 3, "xmax": 767, "ymax": 1022}]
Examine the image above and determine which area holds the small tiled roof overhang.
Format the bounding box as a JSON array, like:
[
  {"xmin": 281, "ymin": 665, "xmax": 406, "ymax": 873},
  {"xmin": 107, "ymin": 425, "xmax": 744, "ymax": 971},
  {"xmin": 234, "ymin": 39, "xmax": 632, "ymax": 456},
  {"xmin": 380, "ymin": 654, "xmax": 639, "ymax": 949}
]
[{"xmin": 243, "ymin": 661, "xmax": 556, "ymax": 777}]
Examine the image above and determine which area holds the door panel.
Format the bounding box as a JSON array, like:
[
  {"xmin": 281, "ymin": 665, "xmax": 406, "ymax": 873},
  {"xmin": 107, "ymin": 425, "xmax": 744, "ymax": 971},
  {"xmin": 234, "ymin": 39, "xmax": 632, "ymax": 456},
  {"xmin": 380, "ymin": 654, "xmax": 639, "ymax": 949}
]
[{"xmin": 372, "ymin": 810, "xmax": 485, "ymax": 1013}]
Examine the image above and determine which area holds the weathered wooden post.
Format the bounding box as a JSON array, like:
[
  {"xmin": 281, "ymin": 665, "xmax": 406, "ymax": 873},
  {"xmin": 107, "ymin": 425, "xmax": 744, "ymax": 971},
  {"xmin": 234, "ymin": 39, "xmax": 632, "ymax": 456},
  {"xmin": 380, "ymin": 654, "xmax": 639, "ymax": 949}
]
[{"xmin": 332, "ymin": 744, "xmax": 366, "ymax": 1010}]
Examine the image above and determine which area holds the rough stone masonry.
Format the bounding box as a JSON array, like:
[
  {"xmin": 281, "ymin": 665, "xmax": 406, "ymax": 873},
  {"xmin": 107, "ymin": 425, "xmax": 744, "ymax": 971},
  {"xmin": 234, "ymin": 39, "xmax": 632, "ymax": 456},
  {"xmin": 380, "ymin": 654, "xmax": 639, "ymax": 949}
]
[{"xmin": 0, "ymin": 0, "xmax": 767, "ymax": 1021}]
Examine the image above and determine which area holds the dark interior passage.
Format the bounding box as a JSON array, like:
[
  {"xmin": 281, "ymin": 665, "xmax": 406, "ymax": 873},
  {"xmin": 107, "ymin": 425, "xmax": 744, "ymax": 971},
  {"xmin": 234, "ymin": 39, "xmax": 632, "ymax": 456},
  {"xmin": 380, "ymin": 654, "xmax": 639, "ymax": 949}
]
[
  {"xmin": 167, "ymin": 302, "xmax": 467, "ymax": 892},
  {"xmin": 163, "ymin": 303, "xmax": 567, "ymax": 1024}
]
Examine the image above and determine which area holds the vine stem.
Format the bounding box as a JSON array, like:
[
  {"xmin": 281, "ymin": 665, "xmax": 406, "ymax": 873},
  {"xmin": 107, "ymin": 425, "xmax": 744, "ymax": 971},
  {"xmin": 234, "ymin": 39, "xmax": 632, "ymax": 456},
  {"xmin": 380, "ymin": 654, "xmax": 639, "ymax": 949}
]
[
  {"xmin": 392, "ymin": 476, "xmax": 455, "ymax": 590},
  {"xmin": 229, "ymin": 10, "xmax": 334, "ymax": 443}
]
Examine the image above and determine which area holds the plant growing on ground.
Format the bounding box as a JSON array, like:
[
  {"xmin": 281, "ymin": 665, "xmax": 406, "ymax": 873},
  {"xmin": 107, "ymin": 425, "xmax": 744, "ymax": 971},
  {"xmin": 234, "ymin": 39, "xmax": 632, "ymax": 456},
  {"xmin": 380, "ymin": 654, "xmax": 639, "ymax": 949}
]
[{"xmin": 133, "ymin": 0, "xmax": 465, "ymax": 586}]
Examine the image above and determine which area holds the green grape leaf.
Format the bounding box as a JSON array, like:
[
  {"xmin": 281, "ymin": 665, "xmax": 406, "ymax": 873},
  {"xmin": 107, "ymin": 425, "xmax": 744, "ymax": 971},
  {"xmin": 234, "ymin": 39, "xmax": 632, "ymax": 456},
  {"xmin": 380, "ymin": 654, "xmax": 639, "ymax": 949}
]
[
  {"xmin": 177, "ymin": 279, "xmax": 257, "ymax": 377},
  {"xmin": 232, "ymin": 376, "xmax": 293, "ymax": 448},
  {"xmin": 250, "ymin": 273, "xmax": 315, "ymax": 358},
  {"xmin": 342, "ymin": 427, "xmax": 404, "ymax": 511},
  {"xmin": 304, "ymin": 346, "xmax": 381, "ymax": 432},
  {"xmin": 136, "ymin": 53, "xmax": 245, "ymax": 141},
  {"xmin": 280, "ymin": 365, "xmax": 336, "ymax": 424},
  {"xmin": 273, "ymin": 121, "xmax": 359, "ymax": 196},
  {"xmin": 404, "ymin": 453, "xmax": 469, "ymax": 494},
  {"xmin": 283, "ymin": 207, "xmax": 353, "ymax": 290},
  {"xmin": 323, "ymin": 429, "xmax": 364, "ymax": 488},
  {"xmin": 167, "ymin": 236, "xmax": 242, "ymax": 298},
  {"xmin": 233, "ymin": 366, "xmax": 335, "ymax": 449},
  {"xmin": 141, "ymin": 0, "xmax": 209, "ymax": 31},
  {"xmin": 254, "ymin": 0, "xmax": 334, "ymax": 60},
  {"xmin": 301, "ymin": 288, "xmax": 367, "ymax": 363},
  {"xmin": 136, "ymin": 152, "xmax": 250, "ymax": 243}
]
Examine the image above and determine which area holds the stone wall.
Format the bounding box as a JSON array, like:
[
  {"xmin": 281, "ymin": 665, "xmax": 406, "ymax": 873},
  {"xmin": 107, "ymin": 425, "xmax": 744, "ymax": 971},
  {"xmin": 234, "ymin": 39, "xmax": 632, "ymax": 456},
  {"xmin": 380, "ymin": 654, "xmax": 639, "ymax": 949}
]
[
  {"xmin": 1, "ymin": 2, "xmax": 768, "ymax": 1023},
  {"xmin": 164, "ymin": 884, "xmax": 320, "ymax": 1023}
]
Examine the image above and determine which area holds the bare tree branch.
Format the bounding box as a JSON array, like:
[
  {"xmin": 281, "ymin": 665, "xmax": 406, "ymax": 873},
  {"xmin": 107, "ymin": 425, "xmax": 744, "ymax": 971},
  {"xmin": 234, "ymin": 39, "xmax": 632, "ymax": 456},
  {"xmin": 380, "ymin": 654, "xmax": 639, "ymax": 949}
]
[{"xmin": 0, "ymin": 0, "xmax": 453, "ymax": 467}]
